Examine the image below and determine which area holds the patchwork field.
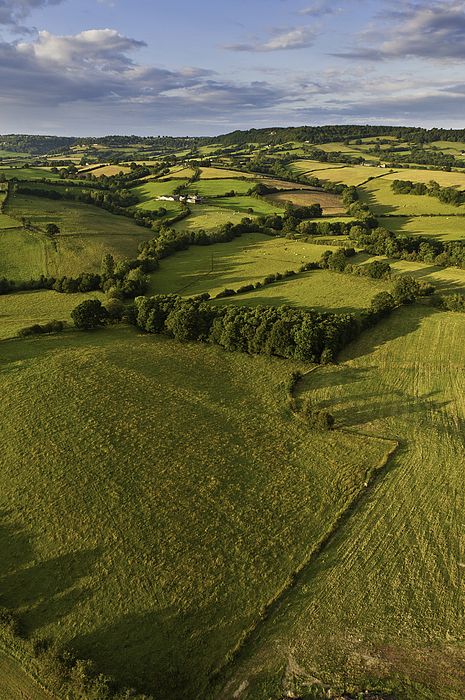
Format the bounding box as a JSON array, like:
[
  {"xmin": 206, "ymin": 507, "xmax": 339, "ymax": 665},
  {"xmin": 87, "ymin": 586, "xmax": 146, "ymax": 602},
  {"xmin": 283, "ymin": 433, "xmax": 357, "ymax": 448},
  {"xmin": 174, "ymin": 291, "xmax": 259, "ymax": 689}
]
[
  {"xmin": 149, "ymin": 234, "xmax": 338, "ymax": 297},
  {"xmin": 216, "ymin": 305, "xmax": 465, "ymax": 700},
  {"xmin": 0, "ymin": 328, "xmax": 388, "ymax": 699},
  {"xmin": 318, "ymin": 165, "xmax": 390, "ymax": 186},
  {"xmin": 188, "ymin": 178, "xmax": 253, "ymax": 196}
]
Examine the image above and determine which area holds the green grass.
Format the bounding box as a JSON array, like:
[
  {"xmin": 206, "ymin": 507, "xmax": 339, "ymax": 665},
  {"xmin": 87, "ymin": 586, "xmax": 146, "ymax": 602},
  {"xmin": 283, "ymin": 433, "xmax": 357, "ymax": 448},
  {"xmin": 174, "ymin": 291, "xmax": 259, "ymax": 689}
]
[
  {"xmin": 0, "ymin": 651, "xmax": 53, "ymax": 700},
  {"xmin": 359, "ymin": 178, "xmax": 465, "ymax": 216},
  {"xmin": 188, "ymin": 179, "xmax": 253, "ymax": 196},
  {"xmin": 133, "ymin": 180, "xmax": 187, "ymax": 211},
  {"xmin": 290, "ymin": 160, "xmax": 348, "ymax": 174},
  {"xmin": 382, "ymin": 168, "xmax": 465, "ymax": 189},
  {"xmin": 0, "ymin": 327, "xmax": 388, "ymax": 699},
  {"xmin": 318, "ymin": 165, "xmax": 391, "ymax": 186},
  {"xmin": 0, "ymin": 167, "xmax": 60, "ymax": 181},
  {"xmin": 149, "ymin": 234, "xmax": 338, "ymax": 297},
  {"xmin": 213, "ymin": 195, "xmax": 282, "ymax": 216},
  {"xmin": 5, "ymin": 193, "xmax": 152, "ymax": 276},
  {"xmin": 216, "ymin": 305, "xmax": 465, "ymax": 700},
  {"xmin": 215, "ymin": 268, "xmax": 390, "ymax": 313},
  {"xmin": 378, "ymin": 215, "xmax": 465, "ymax": 241},
  {"xmin": 0, "ymin": 290, "xmax": 104, "ymax": 339},
  {"xmin": 0, "ymin": 228, "xmax": 52, "ymax": 280}
]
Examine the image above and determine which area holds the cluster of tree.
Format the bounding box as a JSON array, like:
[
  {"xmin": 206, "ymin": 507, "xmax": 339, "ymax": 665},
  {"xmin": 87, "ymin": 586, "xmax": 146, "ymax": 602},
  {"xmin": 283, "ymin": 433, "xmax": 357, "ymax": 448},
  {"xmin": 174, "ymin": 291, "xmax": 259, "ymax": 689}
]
[
  {"xmin": 434, "ymin": 293, "xmax": 465, "ymax": 311},
  {"xmin": 133, "ymin": 294, "xmax": 361, "ymax": 363},
  {"xmin": 381, "ymin": 146, "xmax": 462, "ymax": 170},
  {"xmin": 215, "ymin": 267, "xmax": 306, "ymax": 299},
  {"xmin": 18, "ymin": 320, "xmax": 65, "ymax": 337},
  {"xmin": 349, "ymin": 225, "xmax": 465, "ymax": 269},
  {"xmin": 297, "ymin": 218, "xmax": 362, "ymax": 237},
  {"xmin": 0, "ymin": 608, "xmax": 153, "ymax": 699},
  {"xmin": 391, "ymin": 179, "xmax": 465, "ymax": 206},
  {"xmin": 303, "ymin": 147, "xmax": 364, "ymax": 165},
  {"xmin": 319, "ymin": 249, "xmax": 392, "ymax": 279}
]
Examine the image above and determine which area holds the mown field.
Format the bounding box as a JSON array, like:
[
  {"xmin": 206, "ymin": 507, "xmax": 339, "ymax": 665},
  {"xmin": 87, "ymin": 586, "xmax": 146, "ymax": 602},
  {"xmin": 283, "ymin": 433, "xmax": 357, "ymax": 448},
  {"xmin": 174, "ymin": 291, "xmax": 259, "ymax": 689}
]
[
  {"xmin": 317, "ymin": 165, "xmax": 390, "ymax": 186},
  {"xmin": 0, "ymin": 327, "xmax": 388, "ymax": 699},
  {"xmin": 265, "ymin": 189, "xmax": 344, "ymax": 214},
  {"xmin": 149, "ymin": 233, "xmax": 338, "ymax": 297},
  {"xmin": 216, "ymin": 305, "xmax": 465, "ymax": 700},
  {"xmin": 0, "ymin": 652, "xmax": 53, "ymax": 700}
]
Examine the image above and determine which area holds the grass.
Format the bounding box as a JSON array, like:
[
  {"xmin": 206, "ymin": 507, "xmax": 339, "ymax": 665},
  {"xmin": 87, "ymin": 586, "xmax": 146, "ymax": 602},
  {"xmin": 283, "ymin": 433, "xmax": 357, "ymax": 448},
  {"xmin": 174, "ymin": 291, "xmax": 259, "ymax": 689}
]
[
  {"xmin": 188, "ymin": 179, "xmax": 253, "ymax": 196},
  {"xmin": 0, "ymin": 290, "xmax": 104, "ymax": 339},
  {"xmin": 174, "ymin": 205, "xmax": 245, "ymax": 231},
  {"xmin": 359, "ymin": 178, "xmax": 465, "ymax": 216},
  {"xmin": 133, "ymin": 180, "xmax": 187, "ymax": 210},
  {"xmin": 199, "ymin": 167, "xmax": 256, "ymax": 179},
  {"xmin": 149, "ymin": 234, "xmax": 339, "ymax": 297},
  {"xmin": 215, "ymin": 268, "xmax": 390, "ymax": 313},
  {"xmin": 0, "ymin": 167, "xmax": 60, "ymax": 181},
  {"xmin": 290, "ymin": 160, "xmax": 348, "ymax": 174},
  {"xmin": 5, "ymin": 193, "xmax": 153, "ymax": 276},
  {"xmin": 0, "ymin": 228, "xmax": 52, "ymax": 280},
  {"xmin": 378, "ymin": 215, "xmax": 465, "ymax": 241},
  {"xmin": 89, "ymin": 165, "xmax": 132, "ymax": 177},
  {"xmin": 382, "ymin": 169, "xmax": 465, "ymax": 189},
  {"xmin": 358, "ymin": 254, "xmax": 465, "ymax": 295},
  {"xmin": 0, "ymin": 327, "xmax": 388, "ymax": 699},
  {"xmin": 213, "ymin": 195, "xmax": 281, "ymax": 216},
  {"xmin": 215, "ymin": 305, "xmax": 465, "ymax": 700},
  {"xmin": 318, "ymin": 165, "xmax": 391, "ymax": 186},
  {"xmin": 0, "ymin": 651, "xmax": 53, "ymax": 700}
]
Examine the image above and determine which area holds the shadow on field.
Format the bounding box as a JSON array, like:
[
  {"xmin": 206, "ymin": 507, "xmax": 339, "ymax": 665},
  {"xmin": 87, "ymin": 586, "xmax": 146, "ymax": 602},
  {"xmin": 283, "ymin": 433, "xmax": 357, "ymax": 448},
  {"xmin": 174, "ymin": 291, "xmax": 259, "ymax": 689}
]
[
  {"xmin": 0, "ymin": 510, "xmax": 100, "ymax": 633},
  {"xmin": 70, "ymin": 608, "xmax": 208, "ymax": 699}
]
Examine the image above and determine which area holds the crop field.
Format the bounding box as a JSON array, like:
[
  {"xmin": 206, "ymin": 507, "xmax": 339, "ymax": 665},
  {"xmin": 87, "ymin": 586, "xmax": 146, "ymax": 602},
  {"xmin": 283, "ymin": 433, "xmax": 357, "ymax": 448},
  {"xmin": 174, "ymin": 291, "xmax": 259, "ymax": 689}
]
[
  {"xmin": 149, "ymin": 233, "xmax": 338, "ymax": 297},
  {"xmin": 0, "ymin": 328, "xmax": 389, "ymax": 699},
  {"xmin": 359, "ymin": 178, "xmax": 465, "ymax": 216},
  {"xmin": 215, "ymin": 268, "xmax": 390, "ymax": 313},
  {"xmin": 217, "ymin": 305, "xmax": 465, "ymax": 700},
  {"xmin": 378, "ymin": 215, "xmax": 465, "ymax": 241},
  {"xmin": 265, "ymin": 189, "xmax": 345, "ymax": 214},
  {"xmin": 0, "ymin": 290, "xmax": 104, "ymax": 339}
]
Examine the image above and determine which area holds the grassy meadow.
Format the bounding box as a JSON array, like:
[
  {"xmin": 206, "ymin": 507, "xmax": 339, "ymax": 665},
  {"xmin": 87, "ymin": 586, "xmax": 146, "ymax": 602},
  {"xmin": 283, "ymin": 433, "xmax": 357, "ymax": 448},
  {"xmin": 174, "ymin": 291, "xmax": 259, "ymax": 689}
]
[
  {"xmin": 379, "ymin": 215, "xmax": 465, "ymax": 241},
  {"xmin": 0, "ymin": 327, "xmax": 388, "ymax": 699},
  {"xmin": 149, "ymin": 234, "xmax": 338, "ymax": 297},
  {"xmin": 359, "ymin": 178, "xmax": 465, "ymax": 216},
  {"xmin": 216, "ymin": 305, "xmax": 465, "ymax": 700},
  {"xmin": 265, "ymin": 189, "xmax": 345, "ymax": 214}
]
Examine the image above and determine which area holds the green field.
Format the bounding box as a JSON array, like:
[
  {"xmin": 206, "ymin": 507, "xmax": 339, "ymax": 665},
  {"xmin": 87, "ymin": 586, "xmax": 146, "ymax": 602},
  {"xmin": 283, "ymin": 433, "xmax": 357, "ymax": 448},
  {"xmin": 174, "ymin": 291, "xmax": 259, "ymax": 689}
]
[
  {"xmin": 4, "ymin": 193, "xmax": 152, "ymax": 275},
  {"xmin": 149, "ymin": 234, "xmax": 338, "ymax": 297},
  {"xmin": 189, "ymin": 178, "xmax": 253, "ymax": 196},
  {"xmin": 215, "ymin": 268, "xmax": 390, "ymax": 313},
  {"xmin": 216, "ymin": 305, "xmax": 465, "ymax": 700},
  {"xmin": 0, "ymin": 228, "xmax": 52, "ymax": 280},
  {"xmin": 379, "ymin": 215, "xmax": 465, "ymax": 241},
  {"xmin": 0, "ymin": 167, "xmax": 60, "ymax": 181},
  {"xmin": 0, "ymin": 290, "xmax": 104, "ymax": 339},
  {"xmin": 382, "ymin": 168, "xmax": 465, "ymax": 189},
  {"xmin": 0, "ymin": 652, "xmax": 53, "ymax": 700},
  {"xmin": 318, "ymin": 165, "xmax": 391, "ymax": 186},
  {"xmin": 133, "ymin": 180, "xmax": 187, "ymax": 211},
  {"xmin": 359, "ymin": 178, "xmax": 465, "ymax": 216},
  {"xmin": 0, "ymin": 327, "xmax": 388, "ymax": 699}
]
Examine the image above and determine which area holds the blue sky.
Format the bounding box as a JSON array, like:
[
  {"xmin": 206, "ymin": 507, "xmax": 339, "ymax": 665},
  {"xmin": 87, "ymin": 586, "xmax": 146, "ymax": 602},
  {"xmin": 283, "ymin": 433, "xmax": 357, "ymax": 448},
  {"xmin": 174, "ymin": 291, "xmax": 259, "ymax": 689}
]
[{"xmin": 1, "ymin": 0, "xmax": 465, "ymax": 135}]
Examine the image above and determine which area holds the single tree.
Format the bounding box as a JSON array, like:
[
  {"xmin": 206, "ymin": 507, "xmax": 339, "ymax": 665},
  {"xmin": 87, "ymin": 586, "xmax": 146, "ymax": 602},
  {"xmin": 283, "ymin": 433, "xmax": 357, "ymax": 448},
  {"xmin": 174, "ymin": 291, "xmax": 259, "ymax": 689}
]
[{"xmin": 71, "ymin": 299, "xmax": 108, "ymax": 330}]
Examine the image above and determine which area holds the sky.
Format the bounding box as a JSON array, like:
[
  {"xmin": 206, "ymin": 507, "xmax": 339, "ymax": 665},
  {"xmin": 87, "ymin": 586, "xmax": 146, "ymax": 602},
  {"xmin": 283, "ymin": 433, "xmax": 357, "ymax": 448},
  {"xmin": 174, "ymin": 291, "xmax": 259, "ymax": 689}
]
[{"xmin": 1, "ymin": 0, "xmax": 465, "ymax": 136}]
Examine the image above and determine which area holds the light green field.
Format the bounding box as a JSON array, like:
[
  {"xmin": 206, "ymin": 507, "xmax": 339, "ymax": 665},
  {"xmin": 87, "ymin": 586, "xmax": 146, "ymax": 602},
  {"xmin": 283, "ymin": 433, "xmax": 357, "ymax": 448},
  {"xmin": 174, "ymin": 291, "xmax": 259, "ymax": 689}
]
[
  {"xmin": 319, "ymin": 165, "xmax": 391, "ymax": 186},
  {"xmin": 149, "ymin": 234, "xmax": 338, "ymax": 297},
  {"xmin": 216, "ymin": 268, "xmax": 390, "ymax": 313},
  {"xmin": 0, "ymin": 290, "xmax": 103, "ymax": 339},
  {"xmin": 188, "ymin": 178, "xmax": 253, "ymax": 196},
  {"xmin": 359, "ymin": 178, "xmax": 465, "ymax": 216},
  {"xmin": 217, "ymin": 305, "xmax": 465, "ymax": 700},
  {"xmin": 174, "ymin": 205, "xmax": 244, "ymax": 231},
  {"xmin": 133, "ymin": 179, "xmax": 188, "ymax": 209},
  {"xmin": 379, "ymin": 215, "xmax": 465, "ymax": 241},
  {"xmin": 0, "ymin": 327, "xmax": 388, "ymax": 699},
  {"xmin": 214, "ymin": 195, "xmax": 281, "ymax": 216},
  {"xmin": 430, "ymin": 140, "xmax": 465, "ymax": 156},
  {"xmin": 290, "ymin": 160, "xmax": 348, "ymax": 174},
  {"xmin": 5, "ymin": 194, "xmax": 152, "ymax": 275},
  {"xmin": 382, "ymin": 168, "xmax": 465, "ymax": 189},
  {"xmin": 359, "ymin": 254, "xmax": 465, "ymax": 294},
  {"xmin": 0, "ymin": 228, "xmax": 51, "ymax": 280}
]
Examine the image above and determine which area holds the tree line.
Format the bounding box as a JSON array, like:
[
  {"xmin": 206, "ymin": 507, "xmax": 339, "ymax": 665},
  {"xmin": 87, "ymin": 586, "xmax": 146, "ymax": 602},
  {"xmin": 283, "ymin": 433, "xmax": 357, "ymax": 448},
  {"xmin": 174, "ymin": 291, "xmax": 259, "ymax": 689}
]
[{"xmin": 391, "ymin": 178, "xmax": 465, "ymax": 206}]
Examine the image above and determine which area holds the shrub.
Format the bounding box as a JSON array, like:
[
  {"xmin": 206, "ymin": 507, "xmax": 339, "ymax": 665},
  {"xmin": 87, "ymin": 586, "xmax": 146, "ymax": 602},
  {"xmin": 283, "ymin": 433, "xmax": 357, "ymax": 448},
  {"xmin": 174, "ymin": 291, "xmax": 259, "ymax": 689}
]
[
  {"xmin": 215, "ymin": 288, "xmax": 236, "ymax": 298},
  {"xmin": 71, "ymin": 299, "xmax": 108, "ymax": 329},
  {"xmin": 302, "ymin": 400, "xmax": 335, "ymax": 430}
]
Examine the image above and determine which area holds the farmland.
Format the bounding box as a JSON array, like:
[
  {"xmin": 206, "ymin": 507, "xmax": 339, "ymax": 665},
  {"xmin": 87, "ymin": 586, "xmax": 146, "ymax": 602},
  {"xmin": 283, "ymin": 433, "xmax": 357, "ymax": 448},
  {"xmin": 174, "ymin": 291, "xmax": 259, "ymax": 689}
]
[
  {"xmin": 216, "ymin": 306, "xmax": 465, "ymax": 700},
  {"xmin": 2, "ymin": 128, "xmax": 465, "ymax": 700},
  {"xmin": 0, "ymin": 328, "xmax": 387, "ymax": 699}
]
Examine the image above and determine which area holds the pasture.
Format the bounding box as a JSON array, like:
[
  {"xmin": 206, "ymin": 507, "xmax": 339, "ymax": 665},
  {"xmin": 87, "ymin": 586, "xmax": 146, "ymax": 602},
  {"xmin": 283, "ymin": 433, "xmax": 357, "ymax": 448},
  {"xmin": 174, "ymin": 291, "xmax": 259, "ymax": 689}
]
[
  {"xmin": 0, "ymin": 228, "xmax": 51, "ymax": 280},
  {"xmin": 88, "ymin": 165, "xmax": 132, "ymax": 177},
  {"xmin": 149, "ymin": 233, "xmax": 339, "ymax": 297},
  {"xmin": 199, "ymin": 167, "xmax": 256, "ymax": 179},
  {"xmin": 378, "ymin": 215, "xmax": 465, "ymax": 241},
  {"xmin": 317, "ymin": 165, "xmax": 391, "ymax": 186},
  {"xmin": 0, "ymin": 167, "xmax": 59, "ymax": 181},
  {"xmin": 0, "ymin": 290, "xmax": 103, "ymax": 339},
  {"xmin": 188, "ymin": 178, "xmax": 253, "ymax": 196},
  {"xmin": 359, "ymin": 178, "xmax": 465, "ymax": 216},
  {"xmin": 216, "ymin": 305, "xmax": 465, "ymax": 700},
  {"xmin": 0, "ymin": 328, "xmax": 388, "ymax": 699}
]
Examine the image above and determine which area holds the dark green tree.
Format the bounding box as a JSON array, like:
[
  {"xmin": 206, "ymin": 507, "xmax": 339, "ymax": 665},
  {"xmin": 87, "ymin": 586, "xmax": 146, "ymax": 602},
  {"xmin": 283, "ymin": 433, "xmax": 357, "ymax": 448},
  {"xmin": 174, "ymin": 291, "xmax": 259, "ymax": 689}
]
[{"xmin": 71, "ymin": 299, "xmax": 108, "ymax": 329}]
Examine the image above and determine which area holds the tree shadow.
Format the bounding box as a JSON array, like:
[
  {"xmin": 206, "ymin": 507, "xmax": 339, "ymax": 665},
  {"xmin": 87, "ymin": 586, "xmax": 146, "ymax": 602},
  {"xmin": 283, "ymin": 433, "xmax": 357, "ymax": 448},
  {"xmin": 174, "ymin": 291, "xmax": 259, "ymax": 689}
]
[{"xmin": 0, "ymin": 510, "xmax": 100, "ymax": 635}]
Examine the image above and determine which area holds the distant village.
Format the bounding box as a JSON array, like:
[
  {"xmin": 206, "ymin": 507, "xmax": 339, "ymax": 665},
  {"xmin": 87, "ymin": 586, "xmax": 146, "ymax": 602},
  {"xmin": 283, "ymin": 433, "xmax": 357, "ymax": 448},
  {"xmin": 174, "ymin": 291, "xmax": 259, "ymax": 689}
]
[{"xmin": 158, "ymin": 194, "xmax": 203, "ymax": 204}]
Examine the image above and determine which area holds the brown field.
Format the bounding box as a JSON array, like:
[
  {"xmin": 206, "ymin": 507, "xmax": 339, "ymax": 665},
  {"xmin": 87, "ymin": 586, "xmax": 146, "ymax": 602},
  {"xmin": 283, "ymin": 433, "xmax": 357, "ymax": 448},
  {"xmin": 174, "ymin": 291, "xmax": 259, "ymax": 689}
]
[
  {"xmin": 266, "ymin": 189, "xmax": 345, "ymax": 214},
  {"xmin": 88, "ymin": 165, "xmax": 132, "ymax": 177}
]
